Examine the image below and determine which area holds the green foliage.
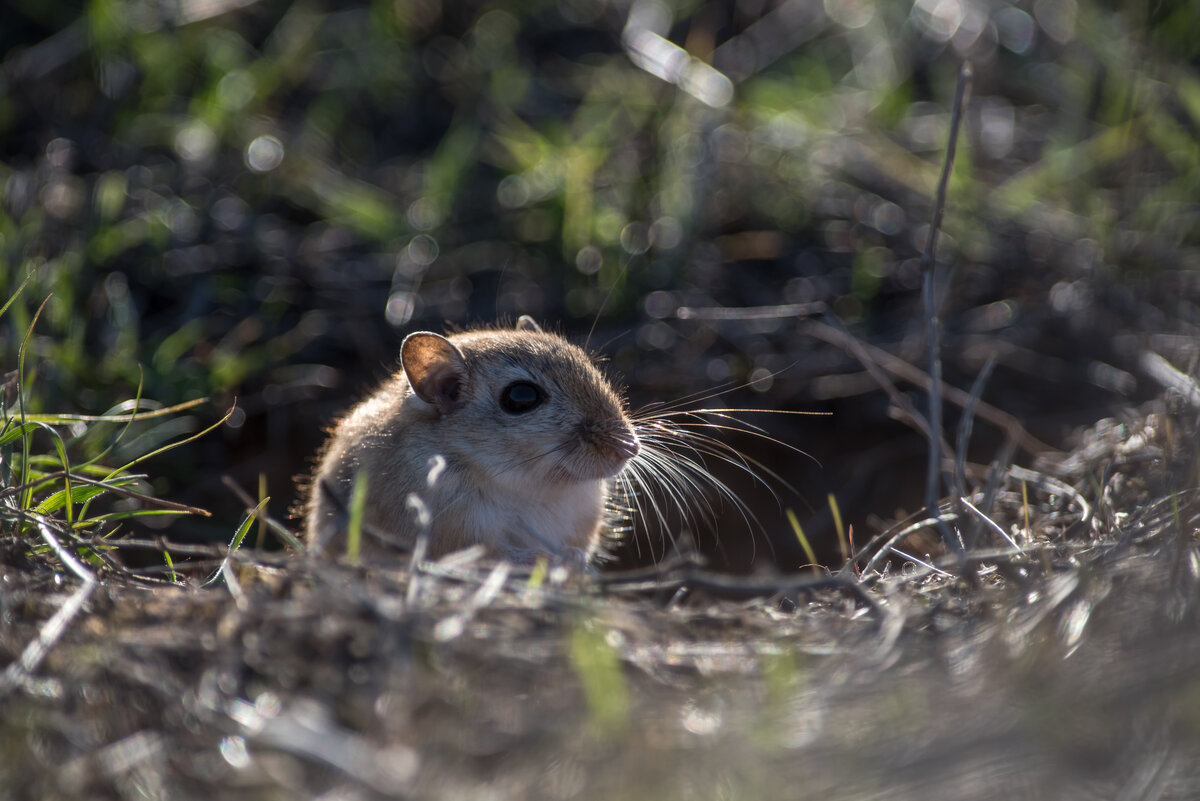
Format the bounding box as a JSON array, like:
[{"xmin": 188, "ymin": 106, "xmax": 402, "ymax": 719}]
[
  {"xmin": 1, "ymin": 287, "xmax": 221, "ymax": 545},
  {"xmin": 346, "ymin": 469, "xmax": 368, "ymax": 563},
  {"xmin": 569, "ymin": 616, "xmax": 631, "ymax": 738}
]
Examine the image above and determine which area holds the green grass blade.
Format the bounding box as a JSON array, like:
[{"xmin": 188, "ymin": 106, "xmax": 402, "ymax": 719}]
[
  {"xmin": 21, "ymin": 397, "xmax": 208, "ymax": 425},
  {"xmin": 786, "ymin": 508, "xmax": 821, "ymax": 576},
  {"xmin": 16, "ymin": 295, "xmax": 52, "ymax": 512},
  {"xmin": 568, "ymin": 618, "xmax": 629, "ymax": 739},
  {"xmin": 105, "ymin": 403, "xmax": 236, "ymax": 481},
  {"xmin": 346, "ymin": 470, "xmax": 368, "ymax": 563},
  {"xmin": 163, "ymin": 550, "xmax": 180, "ymax": 584},
  {"xmin": 0, "ymin": 266, "xmax": 40, "ymax": 321},
  {"xmin": 35, "ymin": 484, "xmax": 108, "ymax": 515},
  {"xmin": 0, "ymin": 423, "xmax": 43, "ymax": 448},
  {"xmin": 202, "ymin": 498, "xmax": 266, "ymax": 588}
]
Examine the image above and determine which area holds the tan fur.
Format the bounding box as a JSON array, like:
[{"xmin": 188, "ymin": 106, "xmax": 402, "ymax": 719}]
[{"xmin": 304, "ymin": 317, "xmax": 638, "ymax": 564}]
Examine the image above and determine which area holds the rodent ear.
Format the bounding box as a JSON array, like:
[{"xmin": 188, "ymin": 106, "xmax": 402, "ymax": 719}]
[
  {"xmin": 515, "ymin": 315, "xmax": 542, "ymax": 333},
  {"xmin": 401, "ymin": 333, "xmax": 468, "ymax": 415}
]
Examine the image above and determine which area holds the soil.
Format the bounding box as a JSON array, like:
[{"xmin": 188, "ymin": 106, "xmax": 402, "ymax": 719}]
[{"xmin": 3, "ymin": 396, "xmax": 1199, "ymax": 800}]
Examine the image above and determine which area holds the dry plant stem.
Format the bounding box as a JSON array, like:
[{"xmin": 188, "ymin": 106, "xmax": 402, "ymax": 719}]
[
  {"xmin": 0, "ymin": 517, "xmax": 98, "ymax": 697},
  {"xmin": 597, "ymin": 559, "xmax": 889, "ymax": 620},
  {"xmin": 954, "ymin": 354, "xmax": 997, "ymax": 501},
  {"xmin": 675, "ymin": 300, "xmax": 1056, "ymax": 457},
  {"xmin": 221, "ymin": 475, "xmax": 305, "ymax": 551},
  {"xmin": 922, "ymin": 60, "xmax": 972, "ymax": 557},
  {"xmin": 814, "ymin": 314, "xmax": 951, "ymax": 459},
  {"xmin": 800, "ymin": 320, "xmax": 1056, "ymax": 455},
  {"xmin": 1140, "ymin": 350, "xmax": 1200, "ymax": 409},
  {"xmin": 1005, "ymin": 464, "xmax": 1091, "ymax": 523},
  {"xmin": 676, "ymin": 302, "xmax": 826, "ymax": 320},
  {"xmin": 963, "ymin": 436, "xmax": 1020, "ymax": 550},
  {"xmin": 855, "ymin": 459, "xmax": 1076, "ymax": 574},
  {"xmin": 406, "ymin": 496, "xmax": 433, "ymax": 606},
  {"xmin": 861, "ymin": 509, "xmax": 961, "ymax": 576},
  {"xmin": 436, "ymin": 561, "xmax": 512, "ymax": 639},
  {"xmin": 955, "ymin": 354, "xmax": 998, "ymax": 551}
]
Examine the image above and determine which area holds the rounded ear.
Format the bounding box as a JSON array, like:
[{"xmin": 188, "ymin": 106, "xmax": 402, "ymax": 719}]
[
  {"xmin": 401, "ymin": 333, "xmax": 468, "ymax": 415},
  {"xmin": 515, "ymin": 315, "xmax": 542, "ymax": 333}
]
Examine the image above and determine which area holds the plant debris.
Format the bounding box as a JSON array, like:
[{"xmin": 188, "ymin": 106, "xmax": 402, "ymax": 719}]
[{"xmin": 2, "ymin": 397, "xmax": 1198, "ymax": 800}]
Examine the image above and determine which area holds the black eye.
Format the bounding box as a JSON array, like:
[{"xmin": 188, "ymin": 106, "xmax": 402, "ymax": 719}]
[{"xmin": 500, "ymin": 381, "xmax": 543, "ymax": 414}]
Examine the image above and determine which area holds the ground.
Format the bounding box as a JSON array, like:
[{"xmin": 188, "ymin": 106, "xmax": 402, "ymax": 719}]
[{"xmin": 3, "ymin": 1, "xmax": 1200, "ymax": 799}]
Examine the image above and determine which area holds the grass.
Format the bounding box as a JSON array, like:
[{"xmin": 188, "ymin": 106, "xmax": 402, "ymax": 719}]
[{"xmin": 0, "ymin": 286, "xmax": 230, "ymax": 580}]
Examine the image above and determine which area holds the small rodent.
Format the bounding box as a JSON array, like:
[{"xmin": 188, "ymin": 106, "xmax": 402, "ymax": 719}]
[{"xmin": 304, "ymin": 316, "xmax": 640, "ymax": 565}]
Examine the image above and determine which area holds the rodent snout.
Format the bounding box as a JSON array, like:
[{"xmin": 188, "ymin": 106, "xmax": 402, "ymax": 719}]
[
  {"xmin": 585, "ymin": 421, "xmax": 640, "ymax": 463},
  {"xmin": 608, "ymin": 430, "xmax": 640, "ymax": 460}
]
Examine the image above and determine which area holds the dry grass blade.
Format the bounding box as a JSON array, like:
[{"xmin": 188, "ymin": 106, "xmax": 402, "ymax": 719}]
[{"xmin": 0, "ymin": 517, "xmax": 97, "ymax": 697}]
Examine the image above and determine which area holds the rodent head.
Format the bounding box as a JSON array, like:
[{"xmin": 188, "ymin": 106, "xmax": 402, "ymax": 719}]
[{"xmin": 400, "ymin": 316, "xmax": 639, "ymax": 488}]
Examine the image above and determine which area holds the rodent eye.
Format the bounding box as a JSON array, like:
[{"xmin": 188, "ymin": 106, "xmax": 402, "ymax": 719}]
[{"xmin": 500, "ymin": 381, "xmax": 543, "ymax": 414}]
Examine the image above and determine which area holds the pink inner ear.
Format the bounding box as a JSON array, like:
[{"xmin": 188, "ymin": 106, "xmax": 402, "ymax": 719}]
[
  {"xmin": 402, "ymin": 333, "xmax": 467, "ymax": 413},
  {"xmin": 425, "ymin": 362, "xmax": 462, "ymax": 405}
]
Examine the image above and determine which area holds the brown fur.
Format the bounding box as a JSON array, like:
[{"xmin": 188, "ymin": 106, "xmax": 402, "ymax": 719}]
[{"xmin": 303, "ymin": 317, "xmax": 638, "ymax": 564}]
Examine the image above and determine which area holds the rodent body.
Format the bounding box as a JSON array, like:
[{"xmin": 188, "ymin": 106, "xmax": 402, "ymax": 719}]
[{"xmin": 304, "ymin": 317, "xmax": 639, "ymax": 564}]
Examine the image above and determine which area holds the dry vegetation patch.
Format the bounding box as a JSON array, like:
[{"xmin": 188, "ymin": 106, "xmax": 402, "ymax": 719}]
[{"xmin": 3, "ymin": 398, "xmax": 1198, "ymax": 800}]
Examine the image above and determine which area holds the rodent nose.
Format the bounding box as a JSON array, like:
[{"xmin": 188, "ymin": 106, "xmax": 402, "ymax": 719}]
[
  {"xmin": 584, "ymin": 420, "xmax": 640, "ymax": 462},
  {"xmin": 608, "ymin": 431, "xmax": 640, "ymax": 461}
]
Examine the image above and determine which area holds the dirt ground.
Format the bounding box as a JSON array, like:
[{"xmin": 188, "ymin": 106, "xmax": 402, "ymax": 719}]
[{"xmin": 3, "ymin": 395, "xmax": 1199, "ymax": 801}]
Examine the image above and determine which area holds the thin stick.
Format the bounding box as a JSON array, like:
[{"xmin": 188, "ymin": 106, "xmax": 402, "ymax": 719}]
[
  {"xmin": 815, "ymin": 314, "xmax": 949, "ymax": 457},
  {"xmin": 954, "ymin": 353, "xmax": 997, "ymax": 501},
  {"xmin": 1140, "ymin": 350, "xmax": 1200, "ymax": 409},
  {"xmin": 922, "ymin": 61, "xmax": 972, "ymax": 556},
  {"xmin": 222, "ymin": 475, "xmax": 306, "ymax": 551},
  {"xmin": 953, "ymin": 352, "xmax": 996, "ymax": 551},
  {"xmin": 800, "ymin": 320, "xmax": 1056, "ymax": 455},
  {"xmin": 0, "ymin": 517, "xmax": 98, "ymax": 697}
]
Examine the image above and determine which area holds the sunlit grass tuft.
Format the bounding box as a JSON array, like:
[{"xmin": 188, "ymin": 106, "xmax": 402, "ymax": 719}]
[{"xmin": 2, "ymin": 289, "xmax": 227, "ymax": 573}]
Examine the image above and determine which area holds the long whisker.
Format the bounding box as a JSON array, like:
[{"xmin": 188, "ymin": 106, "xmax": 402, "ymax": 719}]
[
  {"xmin": 637, "ymin": 410, "xmax": 823, "ymax": 468},
  {"xmin": 630, "ymin": 359, "xmax": 804, "ymax": 415},
  {"xmin": 653, "ymin": 421, "xmax": 820, "ymax": 471},
  {"xmin": 640, "ymin": 431, "xmax": 791, "ymax": 507},
  {"xmin": 644, "ymin": 407, "xmax": 832, "ymax": 418},
  {"xmin": 584, "ymin": 257, "xmax": 632, "ymax": 353},
  {"xmin": 617, "ymin": 458, "xmax": 690, "ymax": 564},
  {"xmin": 629, "ymin": 431, "xmax": 771, "ymax": 563},
  {"xmin": 633, "ymin": 378, "xmax": 744, "ymax": 416},
  {"xmin": 630, "ymin": 446, "xmax": 738, "ymax": 564}
]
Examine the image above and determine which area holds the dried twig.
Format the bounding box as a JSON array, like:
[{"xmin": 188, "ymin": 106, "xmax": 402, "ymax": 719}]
[
  {"xmin": 0, "ymin": 517, "xmax": 98, "ymax": 697},
  {"xmin": 1140, "ymin": 351, "xmax": 1200, "ymax": 409},
  {"xmin": 921, "ymin": 61, "xmax": 973, "ymax": 557},
  {"xmin": 800, "ymin": 320, "xmax": 1057, "ymax": 456}
]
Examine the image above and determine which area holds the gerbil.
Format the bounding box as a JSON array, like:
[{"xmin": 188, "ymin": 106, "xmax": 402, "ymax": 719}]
[{"xmin": 304, "ymin": 316, "xmax": 640, "ymax": 564}]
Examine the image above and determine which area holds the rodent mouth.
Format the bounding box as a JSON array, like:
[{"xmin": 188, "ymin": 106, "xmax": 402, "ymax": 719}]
[
  {"xmin": 583, "ymin": 427, "xmax": 640, "ymax": 478},
  {"xmin": 547, "ymin": 426, "xmax": 639, "ymax": 483}
]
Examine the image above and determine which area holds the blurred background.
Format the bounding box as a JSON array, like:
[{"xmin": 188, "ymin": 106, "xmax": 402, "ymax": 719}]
[{"xmin": 2, "ymin": 0, "xmax": 1198, "ymax": 570}]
